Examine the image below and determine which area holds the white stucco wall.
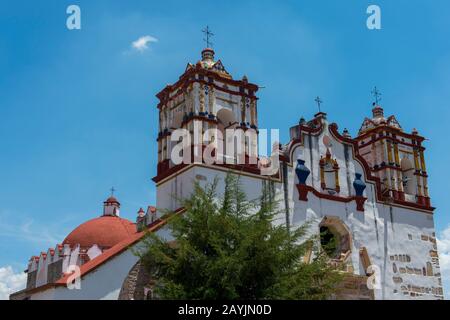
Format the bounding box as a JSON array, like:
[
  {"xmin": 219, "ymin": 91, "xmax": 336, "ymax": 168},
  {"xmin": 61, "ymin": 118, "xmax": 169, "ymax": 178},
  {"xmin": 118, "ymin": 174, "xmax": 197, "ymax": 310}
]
[
  {"xmin": 31, "ymin": 249, "xmax": 138, "ymax": 300},
  {"xmin": 156, "ymin": 165, "xmax": 281, "ymax": 212}
]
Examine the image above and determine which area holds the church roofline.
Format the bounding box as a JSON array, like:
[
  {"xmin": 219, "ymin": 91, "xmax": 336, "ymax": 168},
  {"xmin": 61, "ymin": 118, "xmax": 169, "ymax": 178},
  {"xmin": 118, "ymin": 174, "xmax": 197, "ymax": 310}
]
[
  {"xmin": 18, "ymin": 207, "xmax": 185, "ymax": 297},
  {"xmin": 287, "ymin": 117, "xmax": 434, "ymax": 214}
]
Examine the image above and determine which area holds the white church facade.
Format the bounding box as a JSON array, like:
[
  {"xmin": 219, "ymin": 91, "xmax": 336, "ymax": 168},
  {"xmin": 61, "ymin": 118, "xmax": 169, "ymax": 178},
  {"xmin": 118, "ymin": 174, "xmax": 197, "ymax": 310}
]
[{"xmin": 10, "ymin": 47, "xmax": 443, "ymax": 300}]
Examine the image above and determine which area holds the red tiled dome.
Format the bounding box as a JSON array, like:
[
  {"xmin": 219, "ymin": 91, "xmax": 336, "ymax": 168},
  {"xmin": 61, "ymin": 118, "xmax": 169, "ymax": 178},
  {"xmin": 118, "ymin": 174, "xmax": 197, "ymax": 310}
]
[{"xmin": 63, "ymin": 216, "xmax": 136, "ymax": 249}]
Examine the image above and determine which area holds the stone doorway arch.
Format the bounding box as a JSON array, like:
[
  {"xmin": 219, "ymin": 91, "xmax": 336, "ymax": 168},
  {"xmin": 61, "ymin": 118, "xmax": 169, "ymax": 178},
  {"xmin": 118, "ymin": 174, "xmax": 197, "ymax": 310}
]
[{"xmin": 118, "ymin": 260, "xmax": 155, "ymax": 300}]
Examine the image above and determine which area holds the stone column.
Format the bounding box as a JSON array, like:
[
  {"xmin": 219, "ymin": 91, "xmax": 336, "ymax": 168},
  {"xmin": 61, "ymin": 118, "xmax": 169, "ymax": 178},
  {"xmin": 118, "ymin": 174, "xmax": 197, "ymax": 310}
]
[
  {"xmin": 250, "ymin": 99, "xmax": 256, "ymax": 126},
  {"xmin": 199, "ymin": 85, "xmax": 205, "ymax": 113},
  {"xmin": 240, "ymin": 96, "xmax": 246, "ymax": 124},
  {"xmin": 208, "ymin": 86, "xmax": 215, "ymax": 115},
  {"xmin": 413, "ymin": 149, "xmax": 423, "ymax": 198}
]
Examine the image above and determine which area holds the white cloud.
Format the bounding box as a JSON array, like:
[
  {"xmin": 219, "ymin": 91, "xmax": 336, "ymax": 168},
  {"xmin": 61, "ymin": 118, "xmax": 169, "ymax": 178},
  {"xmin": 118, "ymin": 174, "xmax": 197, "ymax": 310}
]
[
  {"xmin": 0, "ymin": 215, "xmax": 66, "ymax": 247},
  {"xmin": 0, "ymin": 266, "xmax": 26, "ymax": 300},
  {"xmin": 437, "ymin": 225, "xmax": 450, "ymax": 299},
  {"xmin": 131, "ymin": 35, "xmax": 158, "ymax": 52}
]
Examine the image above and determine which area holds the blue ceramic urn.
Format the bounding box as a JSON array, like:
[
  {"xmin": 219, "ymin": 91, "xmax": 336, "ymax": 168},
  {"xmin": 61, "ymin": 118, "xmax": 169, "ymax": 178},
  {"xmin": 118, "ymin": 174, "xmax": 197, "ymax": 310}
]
[
  {"xmin": 295, "ymin": 159, "xmax": 310, "ymax": 185},
  {"xmin": 353, "ymin": 173, "xmax": 366, "ymax": 196}
]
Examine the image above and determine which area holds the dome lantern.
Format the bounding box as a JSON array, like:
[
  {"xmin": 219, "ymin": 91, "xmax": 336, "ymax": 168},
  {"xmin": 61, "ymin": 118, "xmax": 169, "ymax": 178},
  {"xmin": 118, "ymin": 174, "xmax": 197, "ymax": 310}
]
[{"xmin": 103, "ymin": 188, "xmax": 120, "ymax": 216}]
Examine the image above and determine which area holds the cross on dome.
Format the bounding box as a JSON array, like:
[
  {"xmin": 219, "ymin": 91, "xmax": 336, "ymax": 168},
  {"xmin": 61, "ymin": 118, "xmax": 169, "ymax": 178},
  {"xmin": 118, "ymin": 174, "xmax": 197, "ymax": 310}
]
[{"xmin": 103, "ymin": 190, "xmax": 120, "ymax": 217}]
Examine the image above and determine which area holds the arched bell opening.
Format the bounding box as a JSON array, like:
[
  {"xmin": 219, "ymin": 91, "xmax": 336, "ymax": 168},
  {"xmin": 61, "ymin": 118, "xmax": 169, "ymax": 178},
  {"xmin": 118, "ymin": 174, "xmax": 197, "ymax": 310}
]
[
  {"xmin": 400, "ymin": 157, "xmax": 416, "ymax": 196},
  {"xmin": 217, "ymin": 108, "xmax": 238, "ymax": 162}
]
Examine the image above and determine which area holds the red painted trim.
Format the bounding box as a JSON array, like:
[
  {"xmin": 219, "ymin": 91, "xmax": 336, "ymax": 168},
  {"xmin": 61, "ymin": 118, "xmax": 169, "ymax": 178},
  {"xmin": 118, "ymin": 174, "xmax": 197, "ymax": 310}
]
[
  {"xmin": 296, "ymin": 184, "xmax": 366, "ymax": 212},
  {"xmin": 156, "ymin": 159, "xmax": 171, "ymax": 175},
  {"xmin": 392, "ymin": 198, "xmax": 435, "ymax": 211},
  {"xmin": 371, "ymin": 164, "xmax": 402, "ymax": 172},
  {"xmin": 154, "ymin": 143, "xmax": 280, "ymax": 183},
  {"xmin": 355, "ymin": 196, "xmax": 366, "ymax": 212},
  {"xmin": 286, "ymin": 119, "xmax": 324, "ymax": 156},
  {"xmin": 357, "ymin": 135, "xmax": 425, "ymax": 151},
  {"xmin": 156, "ymin": 67, "xmax": 259, "ymax": 109},
  {"xmin": 296, "ymin": 184, "xmax": 309, "ymax": 201},
  {"xmin": 356, "ymin": 125, "xmax": 425, "ymax": 144},
  {"xmin": 156, "ymin": 130, "xmax": 171, "ymax": 141},
  {"xmin": 279, "ymin": 154, "xmax": 289, "ymax": 163},
  {"xmin": 414, "ymin": 171, "xmax": 428, "ymax": 178},
  {"xmin": 158, "ymin": 78, "xmax": 258, "ymax": 110},
  {"xmin": 154, "ymin": 162, "xmax": 188, "ymax": 182},
  {"xmin": 153, "ymin": 160, "xmax": 278, "ymax": 184}
]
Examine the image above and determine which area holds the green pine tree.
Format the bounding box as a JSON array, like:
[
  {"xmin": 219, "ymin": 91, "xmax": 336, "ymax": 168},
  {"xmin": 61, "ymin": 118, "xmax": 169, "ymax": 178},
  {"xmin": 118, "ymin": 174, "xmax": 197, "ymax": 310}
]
[{"xmin": 136, "ymin": 173, "xmax": 343, "ymax": 299}]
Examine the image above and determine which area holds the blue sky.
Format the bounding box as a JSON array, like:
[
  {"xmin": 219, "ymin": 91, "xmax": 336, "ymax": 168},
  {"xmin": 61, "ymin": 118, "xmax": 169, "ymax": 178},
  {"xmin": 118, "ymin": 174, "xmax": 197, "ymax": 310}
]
[{"xmin": 1, "ymin": 0, "xmax": 450, "ymax": 298}]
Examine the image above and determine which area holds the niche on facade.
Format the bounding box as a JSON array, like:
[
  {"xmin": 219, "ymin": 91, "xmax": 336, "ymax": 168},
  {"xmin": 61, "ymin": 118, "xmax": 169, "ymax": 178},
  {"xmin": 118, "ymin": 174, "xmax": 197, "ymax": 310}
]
[
  {"xmin": 319, "ymin": 140, "xmax": 340, "ymax": 194},
  {"xmin": 319, "ymin": 217, "xmax": 352, "ymax": 270}
]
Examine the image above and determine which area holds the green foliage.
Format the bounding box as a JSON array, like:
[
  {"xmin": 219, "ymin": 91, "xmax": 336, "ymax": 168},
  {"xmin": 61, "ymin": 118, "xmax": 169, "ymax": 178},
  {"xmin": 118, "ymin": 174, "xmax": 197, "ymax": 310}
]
[{"xmin": 137, "ymin": 173, "xmax": 343, "ymax": 299}]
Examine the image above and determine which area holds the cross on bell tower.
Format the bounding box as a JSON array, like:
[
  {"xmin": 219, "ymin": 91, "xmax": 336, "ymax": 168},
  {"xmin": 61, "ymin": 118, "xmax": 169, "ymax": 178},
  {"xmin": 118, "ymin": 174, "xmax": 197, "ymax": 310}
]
[
  {"xmin": 371, "ymin": 86, "xmax": 382, "ymax": 105},
  {"xmin": 202, "ymin": 25, "xmax": 214, "ymax": 48},
  {"xmin": 315, "ymin": 96, "xmax": 323, "ymax": 113}
]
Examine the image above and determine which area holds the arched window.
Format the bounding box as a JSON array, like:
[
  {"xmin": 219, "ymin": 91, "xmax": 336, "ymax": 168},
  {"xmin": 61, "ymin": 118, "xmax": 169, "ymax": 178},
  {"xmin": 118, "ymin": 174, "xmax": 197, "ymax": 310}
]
[
  {"xmin": 319, "ymin": 217, "xmax": 352, "ymax": 270},
  {"xmin": 217, "ymin": 108, "xmax": 238, "ymax": 163},
  {"xmin": 320, "ymin": 226, "xmax": 338, "ymax": 257}
]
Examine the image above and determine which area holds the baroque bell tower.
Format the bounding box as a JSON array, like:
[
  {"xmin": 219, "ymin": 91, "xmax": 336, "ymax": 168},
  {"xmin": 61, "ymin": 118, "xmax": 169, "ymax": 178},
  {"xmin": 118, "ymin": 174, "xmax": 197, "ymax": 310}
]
[
  {"xmin": 355, "ymin": 98, "xmax": 431, "ymax": 209},
  {"xmin": 154, "ymin": 43, "xmax": 260, "ymax": 180}
]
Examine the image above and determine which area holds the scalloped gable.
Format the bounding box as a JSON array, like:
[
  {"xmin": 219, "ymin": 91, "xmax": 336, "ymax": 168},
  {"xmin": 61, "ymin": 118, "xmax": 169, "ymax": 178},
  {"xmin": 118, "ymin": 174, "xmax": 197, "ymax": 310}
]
[
  {"xmin": 212, "ymin": 60, "xmax": 227, "ymax": 73},
  {"xmin": 358, "ymin": 117, "xmax": 375, "ymax": 135},
  {"xmin": 386, "ymin": 115, "xmax": 402, "ymax": 129},
  {"xmin": 358, "ymin": 115, "xmax": 402, "ymax": 135},
  {"xmin": 358, "ymin": 106, "xmax": 403, "ymax": 135}
]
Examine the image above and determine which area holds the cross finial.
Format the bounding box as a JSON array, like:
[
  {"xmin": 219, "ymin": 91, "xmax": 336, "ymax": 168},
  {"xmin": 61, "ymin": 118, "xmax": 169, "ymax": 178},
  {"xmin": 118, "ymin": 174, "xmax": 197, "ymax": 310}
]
[
  {"xmin": 202, "ymin": 25, "xmax": 214, "ymax": 48},
  {"xmin": 110, "ymin": 187, "xmax": 115, "ymax": 196},
  {"xmin": 371, "ymin": 86, "xmax": 382, "ymax": 105},
  {"xmin": 314, "ymin": 96, "xmax": 323, "ymax": 113}
]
